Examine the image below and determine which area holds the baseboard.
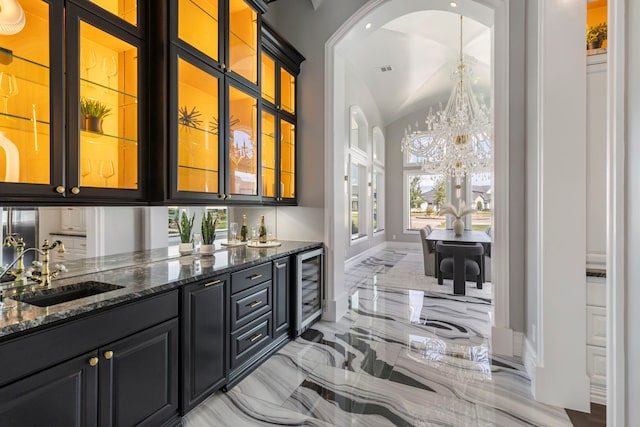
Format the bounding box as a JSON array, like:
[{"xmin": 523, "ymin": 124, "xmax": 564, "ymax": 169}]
[
  {"xmin": 513, "ymin": 331, "xmax": 524, "ymax": 358},
  {"xmin": 491, "ymin": 325, "xmax": 514, "ymax": 356},
  {"xmin": 322, "ymin": 291, "xmax": 349, "ymax": 322},
  {"xmin": 345, "ymin": 242, "xmax": 387, "ymax": 269},
  {"xmin": 590, "ymin": 383, "xmax": 607, "ymax": 405},
  {"xmin": 523, "ymin": 336, "xmax": 537, "ymax": 391}
]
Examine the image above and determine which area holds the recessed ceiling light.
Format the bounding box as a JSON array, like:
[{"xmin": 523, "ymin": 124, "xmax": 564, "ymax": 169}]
[
  {"xmin": 365, "ymin": 22, "xmax": 372, "ymax": 30},
  {"xmin": 450, "ymin": 1, "xmax": 458, "ymax": 7}
]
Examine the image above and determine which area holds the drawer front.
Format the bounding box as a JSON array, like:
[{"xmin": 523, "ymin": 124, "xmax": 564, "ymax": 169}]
[
  {"xmin": 230, "ymin": 313, "xmax": 272, "ymax": 369},
  {"xmin": 231, "ymin": 264, "xmax": 272, "ymax": 294},
  {"xmin": 231, "ymin": 281, "xmax": 272, "ymax": 331}
]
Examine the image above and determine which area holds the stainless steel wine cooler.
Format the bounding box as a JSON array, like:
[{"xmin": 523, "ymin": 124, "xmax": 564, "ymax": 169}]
[{"xmin": 295, "ymin": 247, "xmax": 324, "ymax": 335}]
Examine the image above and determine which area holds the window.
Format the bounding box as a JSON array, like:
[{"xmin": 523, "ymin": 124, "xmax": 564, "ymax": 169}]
[
  {"xmin": 373, "ymin": 167, "xmax": 384, "ymax": 233},
  {"xmin": 350, "ymin": 162, "xmax": 367, "ymax": 240},
  {"xmin": 403, "ymin": 172, "xmax": 446, "ymax": 232}
]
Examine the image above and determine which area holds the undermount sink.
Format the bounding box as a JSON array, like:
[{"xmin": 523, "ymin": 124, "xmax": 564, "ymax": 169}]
[{"xmin": 11, "ymin": 281, "xmax": 125, "ymax": 307}]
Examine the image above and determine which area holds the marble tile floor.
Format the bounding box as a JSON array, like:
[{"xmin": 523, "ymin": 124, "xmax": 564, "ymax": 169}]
[{"xmin": 183, "ymin": 248, "xmax": 573, "ymax": 427}]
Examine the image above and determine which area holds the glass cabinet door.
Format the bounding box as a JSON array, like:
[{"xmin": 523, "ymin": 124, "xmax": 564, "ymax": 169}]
[
  {"xmin": 280, "ymin": 67, "xmax": 295, "ymax": 114},
  {"xmin": 228, "ymin": 0, "xmax": 257, "ymax": 84},
  {"xmin": 178, "ymin": 0, "xmax": 219, "ymax": 62},
  {"xmin": 261, "ymin": 109, "xmax": 275, "ymax": 198},
  {"xmin": 177, "ymin": 57, "xmax": 221, "ymax": 194},
  {"xmin": 280, "ymin": 117, "xmax": 295, "ymax": 199},
  {"xmin": 228, "ymin": 84, "xmax": 257, "ymax": 196},
  {"xmin": 86, "ymin": 0, "xmax": 138, "ymax": 27},
  {"xmin": 260, "ymin": 52, "xmax": 275, "ymax": 104},
  {"xmin": 0, "ymin": 0, "xmax": 52, "ymax": 186},
  {"xmin": 78, "ymin": 21, "xmax": 138, "ymax": 190}
]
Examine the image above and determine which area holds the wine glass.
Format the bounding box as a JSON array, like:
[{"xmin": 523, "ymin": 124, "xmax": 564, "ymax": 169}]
[
  {"xmin": 229, "ymin": 222, "xmax": 238, "ymax": 243},
  {"xmin": 0, "ymin": 72, "xmax": 18, "ymax": 114},
  {"xmin": 81, "ymin": 159, "xmax": 92, "ymax": 182},
  {"xmin": 80, "ymin": 49, "xmax": 96, "ymax": 80},
  {"xmin": 99, "ymin": 160, "xmax": 115, "ymax": 187},
  {"xmin": 102, "ymin": 56, "xmax": 118, "ymax": 88}
]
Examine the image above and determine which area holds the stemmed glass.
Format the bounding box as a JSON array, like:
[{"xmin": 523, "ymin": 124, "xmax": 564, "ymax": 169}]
[
  {"xmin": 80, "ymin": 49, "xmax": 96, "ymax": 80},
  {"xmin": 229, "ymin": 222, "xmax": 238, "ymax": 243},
  {"xmin": 102, "ymin": 56, "xmax": 118, "ymax": 88},
  {"xmin": 81, "ymin": 159, "xmax": 92, "ymax": 183},
  {"xmin": 99, "ymin": 160, "xmax": 115, "ymax": 187},
  {"xmin": 0, "ymin": 72, "xmax": 18, "ymax": 114}
]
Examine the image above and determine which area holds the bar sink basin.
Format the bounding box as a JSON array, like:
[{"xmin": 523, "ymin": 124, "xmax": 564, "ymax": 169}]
[{"xmin": 12, "ymin": 281, "xmax": 125, "ymax": 307}]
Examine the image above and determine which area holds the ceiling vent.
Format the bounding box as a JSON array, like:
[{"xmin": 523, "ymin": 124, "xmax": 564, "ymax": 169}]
[{"xmin": 376, "ymin": 65, "xmax": 393, "ymax": 73}]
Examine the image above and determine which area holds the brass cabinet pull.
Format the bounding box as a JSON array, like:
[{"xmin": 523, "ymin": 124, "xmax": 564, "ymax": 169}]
[
  {"xmin": 275, "ymin": 262, "xmax": 279, "ymax": 267},
  {"xmin": 55, "ymin": 186, "xmax": 65, "ymax": 194},
  {"xmin": 221, "ymin": 63, "xmax": 226, "ymax": 69},
  {"xmin": 249, "ymin": 274, "xmax": 263, "ymax": 280},
  {"xmin": 71, "ymin": 187, "xmax": 80, "ymax": 195},
  {"xmin": 89, "ymin": 357, "xmax": 99, "ymax": 367},
  {"xmin": 248, "ymin": 300, "xmax": 262, "ymax": 308},
  {"xmin": 104, "ymin": 351, "xmax": 113, "ymax": 360},
  {"xmin": 226, "ymin": 194, "xmax": 231, "ymax": 199},
  {"xmin": 249, "ymin": 333, "xmax": 263, "ymax": 342},
  {"xmin": 204, "ymin": 279, "xmax": 221, "ymax": 287}
]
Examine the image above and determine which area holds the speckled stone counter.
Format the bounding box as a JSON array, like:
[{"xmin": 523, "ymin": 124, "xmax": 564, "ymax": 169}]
[{"xmin": 0, "ymin": 240, "xmax": 322, "ymax": 339}]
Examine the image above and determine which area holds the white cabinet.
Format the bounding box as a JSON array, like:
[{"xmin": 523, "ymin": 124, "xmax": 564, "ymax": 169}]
[
  {"xmin": 61, "ymin": 208, "xmax": 86, "ymax": 233},
  {"xmin": 49, "ymin": 235, "xmax": 87, "ymax": 262}
]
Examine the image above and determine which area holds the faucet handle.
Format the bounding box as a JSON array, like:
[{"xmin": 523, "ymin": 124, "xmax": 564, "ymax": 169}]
[
  {"xmin": 55, "ymin": 264, "xmax": 67, "ymax": 272},
  {"xmin": 57, "ymin": 242, "xmax": 65, "ymax": 253}
]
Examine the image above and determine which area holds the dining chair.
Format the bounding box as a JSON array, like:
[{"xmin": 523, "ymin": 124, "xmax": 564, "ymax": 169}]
[
  {"xmin": 419, "ymin": 226, "xmax": 435, "ymax": 276},
  {"xmin": 436, "ymin": 241, "xmax": 484, "ymax": 295}
]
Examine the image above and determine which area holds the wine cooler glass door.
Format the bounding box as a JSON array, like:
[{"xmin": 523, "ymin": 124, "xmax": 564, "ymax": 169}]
[{"xmin": 296, "ymin": 248, "xmax": 323, "ymax": 335}]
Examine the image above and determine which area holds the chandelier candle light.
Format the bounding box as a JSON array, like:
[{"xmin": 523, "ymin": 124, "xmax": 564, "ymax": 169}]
[{"xmin": 401, "ymin": 15, "xmax": 492, "ymax": 195}]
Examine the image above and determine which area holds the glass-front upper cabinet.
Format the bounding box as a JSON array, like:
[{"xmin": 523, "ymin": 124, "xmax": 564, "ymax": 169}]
[
  {"xmin": 0, "ymin": 0, "xmax": 61, "ymax": 195},
  {"xmin": 85, "ymin": 0, "xmax": 138, "ymax": 27},
  {"xmin": 227, "ymin": 83, "xmax": 257, "ymax": 199},
  {"xmin": 261, "ymin": 108, "xmax": 275, "ymax": 198},
  {"xmin": 67, "ymin": 4, "xmax": 144, "ymax": 198},
  {"xmin": 174, "ymin": 55, "xmax": 222, "ymax": 197},
  {"xmin": 228, "ymin": 0, "xmax": 258, "ymax": 85},
  {"xmin": 177, "ymin": 0, "xmax": 219, "ymax": 62},
  {"xmin": 280, "ymin": 117, "xmax": 295, "ymax": 200}
]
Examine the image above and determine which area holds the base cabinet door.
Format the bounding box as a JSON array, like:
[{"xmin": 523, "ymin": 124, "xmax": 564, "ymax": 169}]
[
  {"xmin": 181, "ymin": 276, "xmax": 228, "ymax": 413},
  {"xmin": 100, "ymin": 319, "xmax": 179, "ymax": 426},
  {"xmin": 0, "ymin": 352, "xmax": 99, "ymax": 427},
  {"xmin": 273, "ymin": 257, "xmax": 290, "ymax": 338}
]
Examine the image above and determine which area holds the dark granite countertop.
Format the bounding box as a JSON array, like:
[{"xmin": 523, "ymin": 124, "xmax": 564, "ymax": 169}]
[{"xmin": 0, "ymin": 240, "xmax": 322, "ymax": 340}]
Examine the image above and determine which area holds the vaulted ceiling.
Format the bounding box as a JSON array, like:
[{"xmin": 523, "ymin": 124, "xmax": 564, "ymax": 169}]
[{"xmin": 339, "ymin": 10, "xmax": 491, "ymax": 126}]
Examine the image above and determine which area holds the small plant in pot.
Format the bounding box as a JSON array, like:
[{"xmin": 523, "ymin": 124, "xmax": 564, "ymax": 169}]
[
  {"xmin": 176, "ymin": 211, "xmax": 195, "ymax": 255},
  {"xmin": 200, "ymin": 211, "xmax": 218, "ymax": 256},
  {"xmin": 81, "ymin": 97, "xmax": 111, "ymax": 133},
  {"xmin": 586, "ymin": 22, "xmax": 607, "ymax": 50}
]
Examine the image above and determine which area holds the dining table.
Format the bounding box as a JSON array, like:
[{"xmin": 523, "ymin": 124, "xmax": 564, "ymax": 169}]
[{"xmin": 424, "ymin": 228, "xmax": 492, "ymax": 284}]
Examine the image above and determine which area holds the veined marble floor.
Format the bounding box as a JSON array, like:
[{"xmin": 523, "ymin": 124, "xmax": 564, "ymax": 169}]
[{"xmin": 183, "ymin": 248, "xmax": 572, "ymax": 427}]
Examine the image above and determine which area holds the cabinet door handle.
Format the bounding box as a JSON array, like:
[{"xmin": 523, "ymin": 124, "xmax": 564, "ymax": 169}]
[
  {"xmin": 275, "ymin": 262, "xmax": 279, "ymax": 267},
  {"xmin": 249, "ymin": 274, "xmax": 263, "ymax": 280},
  {"xmin": 55, "ymin": 186, "xmax": 65, "ymax": 194},
  {"xmin": 71, "ymin": 187, "xmax": 80, "ymax": 195},
  {"xmin": 104, "ymin": 351, "xmax": 113, "ymax": 360},
  {"xmin": 89, "ymin": 357, "xmax": 99, "ymax": 367},
  {"xmin": 204, "ymin": 279, "xmax": 221, "ymax": 287},
  {"xmin": 248, "ymin": 300, "xmax": 262, "ymax": 308},
  {"xmin": 249, "ymin": 333, "xmax": 263, "ymax": 342}
]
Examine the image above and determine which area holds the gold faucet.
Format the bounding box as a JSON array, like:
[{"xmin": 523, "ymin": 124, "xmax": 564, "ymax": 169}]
[
  {"xmin": 2, "ymin": 235, "xmax": 28, "ymax": 286},
  {"xmin": 30, "ymin": 239, "xmax": 66, "ymax": 288}
]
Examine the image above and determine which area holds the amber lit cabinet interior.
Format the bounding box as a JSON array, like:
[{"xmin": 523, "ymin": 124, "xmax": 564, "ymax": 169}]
[
  {"xmin": 260, "ymin": 22, "xmax": 304, "ymax": 204},
  {"xmin": 171, "ymin": 0, "xmax": 264, "ymax": 202},
  {"xmin": 0, "ymin": 0, "xmax": 144, "ymax": 200}
]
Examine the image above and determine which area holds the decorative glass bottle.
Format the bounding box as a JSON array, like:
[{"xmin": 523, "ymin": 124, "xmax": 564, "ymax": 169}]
[
  {"xmin": 259, "ymin": 215, "xmax": 267, "ymax": 243},
  {"xmin": 240, "ymin": 214, "xmax": 248, "ymax": 242}
]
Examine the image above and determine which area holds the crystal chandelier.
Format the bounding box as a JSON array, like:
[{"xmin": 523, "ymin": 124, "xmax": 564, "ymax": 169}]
[{"xmin": 401, "ymin": 16, "xmax": 492, "ymax": 183}]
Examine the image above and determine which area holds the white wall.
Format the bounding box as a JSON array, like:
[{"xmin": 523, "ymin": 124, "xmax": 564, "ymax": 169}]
[
  {"xmin": 625, "ymin": 0, "xmax": 640, "ymax": 420},
  {"xmin": 525, "ymin": 0, "xmax": 589, "ymax": 411}
]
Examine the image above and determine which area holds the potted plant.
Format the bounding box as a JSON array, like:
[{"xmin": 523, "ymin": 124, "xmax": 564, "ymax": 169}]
[
  {"xmin": 176, "ymin": 211, "xmax": 195, "ymax": 255},
  {"xmin": 438, "ymin": 200, "xmax": 475, "ymax": 236},
  {"xmin": 81, "ymin": 96, "xmax": 112, "ymax": 133},
  {"xmin": 586, "ymin": 22, "xmax": 607, "ymax": 50},
  {"xmin": 200, "ymin": 211, "xmax": 218, "ymax": 256}
]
